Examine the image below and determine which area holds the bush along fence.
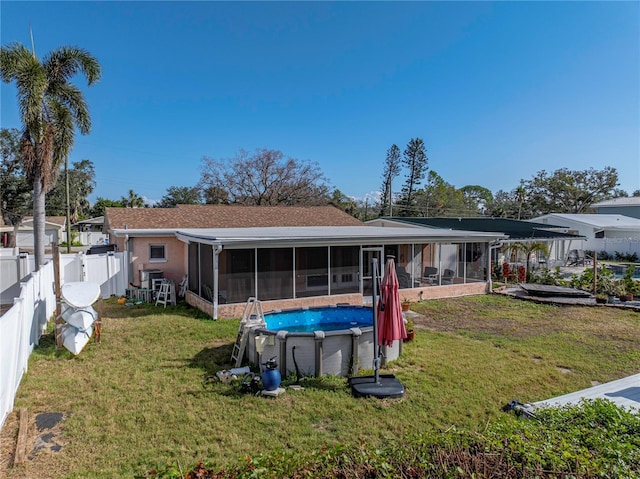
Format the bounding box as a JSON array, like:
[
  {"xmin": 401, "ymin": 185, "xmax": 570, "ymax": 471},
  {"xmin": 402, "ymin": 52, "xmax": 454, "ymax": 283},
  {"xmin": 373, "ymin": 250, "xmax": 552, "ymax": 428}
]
[
  {"xmin": 139, "ymin": 399, "xmax": 640, "ymax": 479},
  {"xmin": 0, "ymin": 250, "xmax": 127, "ymax": 430}
]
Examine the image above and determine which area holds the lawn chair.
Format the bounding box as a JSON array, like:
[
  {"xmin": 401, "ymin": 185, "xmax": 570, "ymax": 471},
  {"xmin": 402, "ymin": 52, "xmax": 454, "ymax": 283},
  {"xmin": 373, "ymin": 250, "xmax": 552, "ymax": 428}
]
[
  {"xmin": 441, "ymin": 269, "xmax": 455, "ymax": 285},
  {"xmin": 422, "ymin": 267, "xmax": 438, "ymax": 284}
]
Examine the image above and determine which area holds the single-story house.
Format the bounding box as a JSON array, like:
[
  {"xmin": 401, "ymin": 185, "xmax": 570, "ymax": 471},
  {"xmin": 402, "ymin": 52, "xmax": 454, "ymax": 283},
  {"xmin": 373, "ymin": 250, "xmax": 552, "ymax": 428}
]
[
  {"xmin": 366, "ymin": 217, "xmax": 584, "ymax": 268},
  {"xmin": 0, "ymin": 216, "xmax": 67, "ymax": 249},
  {"xmin": 591, "ymin": 197, "xmax": 640, "ymax": 220},
  {"xmin": 105, "ymin": 205, "xmax": 507, "ymax": 319},
  {"xmin": 530, "ymin": 214, "xmax": 640, "ymax": 258},
  {"xmin": 104, "ymin": 205, "xmax": 365, "ymax": 289}
]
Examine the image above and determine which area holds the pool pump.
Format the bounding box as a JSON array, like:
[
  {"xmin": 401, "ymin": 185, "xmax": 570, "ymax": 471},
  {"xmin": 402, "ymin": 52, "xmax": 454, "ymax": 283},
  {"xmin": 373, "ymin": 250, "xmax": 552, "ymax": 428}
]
[{"xmin": 261, "ymin": 356, "xmax": 281, "ymax": 391}]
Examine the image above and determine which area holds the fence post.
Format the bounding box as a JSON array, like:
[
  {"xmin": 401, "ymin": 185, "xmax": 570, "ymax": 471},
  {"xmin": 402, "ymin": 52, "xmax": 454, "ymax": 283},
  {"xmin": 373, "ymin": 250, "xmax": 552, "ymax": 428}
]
[
  {"xmin": 18, "ymin": 252, "xmax": 29, "ymax": 279},
  {"xmin": 53, "ymin": 243, "xmax": 63, "ymax": 348}
]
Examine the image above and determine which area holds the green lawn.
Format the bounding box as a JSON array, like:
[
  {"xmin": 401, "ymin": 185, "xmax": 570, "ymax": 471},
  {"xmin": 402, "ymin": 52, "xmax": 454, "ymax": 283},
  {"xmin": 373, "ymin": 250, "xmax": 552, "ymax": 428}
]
[{"xmin": 2, "ymin": 295, "xmax": 639, "ymax": 478}]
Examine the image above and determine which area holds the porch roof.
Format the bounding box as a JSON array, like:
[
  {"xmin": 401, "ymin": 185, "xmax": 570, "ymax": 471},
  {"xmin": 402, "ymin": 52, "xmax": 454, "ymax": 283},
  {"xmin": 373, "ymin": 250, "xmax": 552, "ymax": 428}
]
[
  {"xmin": 175, "ymin": 225, "xmax": 507, "ymax": 248},
  {"xmin": 369, "ymin": 217, "xmax": 584, "ymax": 241}
]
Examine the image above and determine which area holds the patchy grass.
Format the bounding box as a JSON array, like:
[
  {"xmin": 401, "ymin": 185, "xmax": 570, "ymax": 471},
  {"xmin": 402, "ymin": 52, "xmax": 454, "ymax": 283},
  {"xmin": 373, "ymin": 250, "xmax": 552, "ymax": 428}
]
[{"xmin": 2, "ymin": 295, "xmax": 639, "ymax": 478}]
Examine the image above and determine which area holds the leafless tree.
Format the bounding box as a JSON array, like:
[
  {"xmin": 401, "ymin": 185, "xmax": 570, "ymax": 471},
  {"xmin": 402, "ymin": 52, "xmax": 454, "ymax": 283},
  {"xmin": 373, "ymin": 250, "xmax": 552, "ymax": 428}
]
[{"xmin": 198, "ymin": 148, "xmax": 330, "ymax": 206}]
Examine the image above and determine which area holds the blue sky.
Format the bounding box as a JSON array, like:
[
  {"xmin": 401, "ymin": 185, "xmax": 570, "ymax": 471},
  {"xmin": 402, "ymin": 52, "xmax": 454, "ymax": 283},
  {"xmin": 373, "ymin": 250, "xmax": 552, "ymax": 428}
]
[{"xmin": 2, "ymin": 1, "xmax": 639, "ymax": 205}]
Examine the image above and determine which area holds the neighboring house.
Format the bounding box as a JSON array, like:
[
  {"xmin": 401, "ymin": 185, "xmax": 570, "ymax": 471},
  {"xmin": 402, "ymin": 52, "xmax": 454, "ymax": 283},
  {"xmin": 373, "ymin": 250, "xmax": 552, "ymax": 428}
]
[
  {"xmin": 367, "ymin": 217, "xmax": 585, "ymax": 267},
  {"xmin": 105, "ymin": 205, "xmax": 507, "ymax": 318},
  {"xmin": 591, "ymin": 197, "xmax": 640, "ymax": 220},
  {"xmin": 72, "ymin": 216, "xmax": 108, "ymax": 246},
  {"xmin": 0, "ymin": 216, "xmax": 67, "ymax": 249},
  {"xmin": 530, "ymin": 214, "xmax": 640, "ymax": 258}
]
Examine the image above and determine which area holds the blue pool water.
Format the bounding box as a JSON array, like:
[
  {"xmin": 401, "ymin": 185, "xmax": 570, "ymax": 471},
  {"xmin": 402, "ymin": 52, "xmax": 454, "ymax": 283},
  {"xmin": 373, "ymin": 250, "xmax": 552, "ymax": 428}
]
[
  {"xmin": 264, "ymin": 306, "xmax": 373, "ymax": 333},
  {"xmin": 607, "ymin": 265, "xmax": 640, "ymax": 279}
]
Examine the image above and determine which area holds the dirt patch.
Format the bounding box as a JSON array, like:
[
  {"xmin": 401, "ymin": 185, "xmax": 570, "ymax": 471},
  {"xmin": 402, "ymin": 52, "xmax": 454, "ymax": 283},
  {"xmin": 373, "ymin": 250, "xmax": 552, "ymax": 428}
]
[
  {"xmin": 0, "ymin": 413, "xmax": 19, "ymax": 472},
  {"xmin": 0, "ymin": 411, "xmax": 67, "ymax": 476}
]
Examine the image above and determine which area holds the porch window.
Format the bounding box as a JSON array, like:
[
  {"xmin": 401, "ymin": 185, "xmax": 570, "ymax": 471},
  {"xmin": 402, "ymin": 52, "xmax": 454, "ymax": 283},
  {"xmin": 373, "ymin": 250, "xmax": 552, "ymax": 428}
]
[
  {"xmin": 463, "ymin": 242, "xmax": 485, "ymax": 282},
  {"xmin": 257, "ymin": 248, "xmax": 293, "ymax": 301},
  {"xmin": 188, "ymin": 242, "xmax": 199, "ymax": 294},
  {"xmin": 330, "ymin": 246, "xmax": 359, "ymax": 294},
  {"xmin": 416, "ymin": 243, "xmax": 439, "ymax": 285},
  {"xmin": 440, "ymin": 244, "xmax": 458, "ymax": 284},
  {"xmin": 396, "ymin": 244, "xmax": 413, "ymax": 289},
  {"xmin": 149, "ymin": 244, "xmax": 166, "ymax": 262},
  {"xmin": 200, "ymin": 244, "xmax": 214, "ymax": 301},
  {"xmin": 295, "ymin": 247, "xmax": 328, "ymax": 297},
  {"xmin": 219, "ymin": 249, "xmax": 255, "ymax": 304}
]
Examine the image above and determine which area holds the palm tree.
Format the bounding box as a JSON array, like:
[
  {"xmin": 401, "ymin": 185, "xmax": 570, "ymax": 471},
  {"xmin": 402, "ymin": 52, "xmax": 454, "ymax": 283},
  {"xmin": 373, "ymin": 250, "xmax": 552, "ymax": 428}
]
[
  {"xmin": 506, "ymin": 241, "xmax": 550, "ymax": 282},
  {"xmin": 1, "ymin": 42, "xmax": 101, "ymax": 269},
  {"xmin": 120, "ymin": 189, "xmax": 145, "ymax": 208}
]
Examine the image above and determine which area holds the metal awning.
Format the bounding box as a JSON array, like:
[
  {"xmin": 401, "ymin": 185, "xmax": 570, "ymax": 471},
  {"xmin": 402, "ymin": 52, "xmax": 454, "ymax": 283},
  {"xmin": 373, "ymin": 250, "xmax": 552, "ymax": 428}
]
[{"xmin": 174, "ymin": 225, "xmax": 507, "ymax": 248}]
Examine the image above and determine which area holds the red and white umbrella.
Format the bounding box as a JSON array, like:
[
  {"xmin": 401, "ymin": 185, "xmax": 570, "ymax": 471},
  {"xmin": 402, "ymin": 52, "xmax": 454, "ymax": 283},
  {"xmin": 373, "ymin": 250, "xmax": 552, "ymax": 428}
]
[{"xmin": 378, "ymin": 257, "xmax": 407, "ymax": 347}]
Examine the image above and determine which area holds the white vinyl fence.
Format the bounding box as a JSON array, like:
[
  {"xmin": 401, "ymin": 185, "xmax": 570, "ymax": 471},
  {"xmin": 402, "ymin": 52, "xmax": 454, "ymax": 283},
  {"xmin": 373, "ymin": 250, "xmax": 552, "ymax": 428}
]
[
  {"xmin": 587, "ymin": 238, "xmax": 640, "ymax": 258},
  {"xmin": 0, "ymin": 251, "xmax": 126, "ymax": 429},
  {"xmin": 63, "ymin": 231, "xmax": 108, "ymax": 246},
  {"xmin": 0, "ymin": 261, "xmax": 54, "ymax": 430}
]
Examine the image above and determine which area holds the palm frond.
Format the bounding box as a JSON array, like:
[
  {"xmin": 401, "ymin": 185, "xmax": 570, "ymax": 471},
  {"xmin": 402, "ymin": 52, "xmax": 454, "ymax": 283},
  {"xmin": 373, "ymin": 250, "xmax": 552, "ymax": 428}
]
[
  {"xmin": 44, "ymin": 46, "xmax": 101, "ymax": 86},
  {"xmin": 2, "ymin": 43, "xmax": 48, "ymax": 141},
  {"xmin": 49, "ymin": 99, "xmax": 75, "ymax": 167},
  {"xmin": 52, "ymin": 82, "xmax": 91, "ymax": 134},
  {"xmin": 0, "ymin": 42, "xmax": 33, "ymax": 82}
]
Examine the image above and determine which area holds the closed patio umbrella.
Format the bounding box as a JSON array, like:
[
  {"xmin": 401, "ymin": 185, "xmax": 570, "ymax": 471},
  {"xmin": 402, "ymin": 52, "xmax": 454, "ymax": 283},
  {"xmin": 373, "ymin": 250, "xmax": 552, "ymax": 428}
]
[
  {"xmin": 378, "ymin": 256, "xmax": 407, "ymax": 347},
  {"xmin": 348, "ymin": 256, "xmax": 406, "ymax": 399}
]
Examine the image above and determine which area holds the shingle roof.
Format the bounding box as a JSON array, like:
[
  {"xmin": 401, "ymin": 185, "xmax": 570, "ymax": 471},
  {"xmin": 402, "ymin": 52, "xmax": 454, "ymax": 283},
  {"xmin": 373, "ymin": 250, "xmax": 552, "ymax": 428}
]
[
  {"xmin": 23, "ymin": 216, "xmax": 67, "ymax": 227},
  {"xmin": 105, "ymin": 205, "xmax": 364, "ymax": 230},
  {"xmin": 375, "ymin": 217, "xmax": 583, "ymax": 240}
]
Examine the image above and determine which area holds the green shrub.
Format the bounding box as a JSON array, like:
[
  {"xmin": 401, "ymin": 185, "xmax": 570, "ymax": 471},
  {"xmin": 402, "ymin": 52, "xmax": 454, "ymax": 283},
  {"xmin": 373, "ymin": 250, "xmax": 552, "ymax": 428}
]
[
  {"xmin": 140, "ymin": 399, "xmax": 640, "ymax": 479},
  {"xmin": 530, "ymin": 267, "xmax": 567, "ymax": 286}
]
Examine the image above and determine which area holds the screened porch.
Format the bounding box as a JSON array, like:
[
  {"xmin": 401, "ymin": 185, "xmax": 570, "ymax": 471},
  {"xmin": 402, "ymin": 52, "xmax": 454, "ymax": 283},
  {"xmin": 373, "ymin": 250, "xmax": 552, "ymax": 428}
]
[{"xmin": 186, "ymin": 241, "xmax": 489, "ymax": 306}]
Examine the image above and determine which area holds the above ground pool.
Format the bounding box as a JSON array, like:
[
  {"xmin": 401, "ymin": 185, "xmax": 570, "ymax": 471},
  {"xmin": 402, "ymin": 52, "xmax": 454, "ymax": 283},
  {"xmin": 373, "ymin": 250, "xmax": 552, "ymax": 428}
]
[
  {"xmin": 264, "ymin": 305, "xmax": 373, "ymax": 333},
  {"xmin": 247, "ymin": 305, "xmax": 403, "ymax": 377}
]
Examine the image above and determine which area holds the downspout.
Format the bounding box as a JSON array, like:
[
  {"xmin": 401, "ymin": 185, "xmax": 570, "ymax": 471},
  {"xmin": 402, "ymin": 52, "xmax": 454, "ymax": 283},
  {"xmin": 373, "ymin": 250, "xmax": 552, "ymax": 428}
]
[
  {"xmin": 124, "ymin": 229, "xmax": 131, "ymax": 288},
  {"xmin": 212, "ymin": 244, "xmax": 222, "ymax": 320}
]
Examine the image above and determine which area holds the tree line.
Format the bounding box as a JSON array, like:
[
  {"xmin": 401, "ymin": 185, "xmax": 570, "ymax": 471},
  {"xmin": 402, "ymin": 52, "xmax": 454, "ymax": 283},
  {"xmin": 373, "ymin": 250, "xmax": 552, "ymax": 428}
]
[
  {"xmin": 3, "ymin": 127, "xmax": 637, "ymax": 227},
  {"xmin": 2, "ymin": 41, "xmax": 637, "ymax": 266}
]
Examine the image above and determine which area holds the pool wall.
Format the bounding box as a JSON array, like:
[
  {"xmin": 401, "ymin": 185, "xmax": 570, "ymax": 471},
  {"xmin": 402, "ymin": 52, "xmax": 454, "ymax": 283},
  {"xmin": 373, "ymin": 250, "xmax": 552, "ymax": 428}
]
[{"xmin": 247, "ymin": 323, "xmax": 402, "ymax": 377}]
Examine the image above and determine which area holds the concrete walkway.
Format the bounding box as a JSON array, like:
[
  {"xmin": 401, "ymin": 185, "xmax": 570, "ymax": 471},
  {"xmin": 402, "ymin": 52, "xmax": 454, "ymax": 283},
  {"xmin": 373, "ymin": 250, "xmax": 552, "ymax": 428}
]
[{"xmin": 534, "ymin": 374, "xmax": 640, "ymax": 413}]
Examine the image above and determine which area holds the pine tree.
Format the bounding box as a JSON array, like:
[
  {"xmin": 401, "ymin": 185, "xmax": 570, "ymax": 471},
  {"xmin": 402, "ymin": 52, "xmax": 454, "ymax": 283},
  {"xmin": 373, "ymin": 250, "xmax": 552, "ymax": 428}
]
[
  {"xmin": 378, "ymin": 144, "xmax": 401, "ymax": 216},
  {"xmin": 399, "ymin": 138, "xmax": 428, "ymax": 216}
]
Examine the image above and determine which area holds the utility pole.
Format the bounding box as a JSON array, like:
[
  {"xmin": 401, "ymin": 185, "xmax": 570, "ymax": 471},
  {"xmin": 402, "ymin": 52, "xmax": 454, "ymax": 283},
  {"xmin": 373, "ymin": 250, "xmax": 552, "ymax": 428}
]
[{"xmin": 65, "ymin": 158, "xmax": 71, "ymax": 253}]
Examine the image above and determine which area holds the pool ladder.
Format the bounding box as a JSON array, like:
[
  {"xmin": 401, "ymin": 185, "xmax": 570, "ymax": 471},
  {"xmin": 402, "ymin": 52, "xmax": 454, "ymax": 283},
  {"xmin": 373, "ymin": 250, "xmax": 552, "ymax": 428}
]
[{"xmin": 231, "ymin": 297, "xmax": 266, "ymax": 367}]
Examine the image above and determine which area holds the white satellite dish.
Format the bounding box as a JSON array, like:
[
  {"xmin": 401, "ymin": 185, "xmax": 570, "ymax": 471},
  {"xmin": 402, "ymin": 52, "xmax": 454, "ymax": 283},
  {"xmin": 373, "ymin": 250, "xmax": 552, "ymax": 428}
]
[
  {"xmin": 61, "ymin": 282, "xmax": 101, "ymax": 308},
  {"xmin": 59, "ymin": 281, "xmax": 100, "ymax": 355},
  {"xmin": 61, "ymin": 324, "xmax": 94, "ymax": 356},
  {"xmin": 61, "ymin": 306, "xmax": 97, "ymax": 330}
]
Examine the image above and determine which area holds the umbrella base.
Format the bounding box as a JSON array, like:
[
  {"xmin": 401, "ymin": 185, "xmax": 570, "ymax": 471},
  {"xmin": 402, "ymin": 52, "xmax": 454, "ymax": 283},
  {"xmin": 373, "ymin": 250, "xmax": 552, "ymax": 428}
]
[{"xmin": 348, "ymin": 374, "xmax": 405, "ymax": 399}]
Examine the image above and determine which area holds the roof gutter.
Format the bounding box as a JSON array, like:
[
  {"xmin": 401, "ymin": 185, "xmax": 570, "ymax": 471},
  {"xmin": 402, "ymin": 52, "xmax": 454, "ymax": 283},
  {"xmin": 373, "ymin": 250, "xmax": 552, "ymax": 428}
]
[
  {"xmin": 174, "ymin": 231, "xmax": 508, "ymax": 248},
  {"xmin": 110, "ymin": 228, "xmax": 181, "ymax": 237}
]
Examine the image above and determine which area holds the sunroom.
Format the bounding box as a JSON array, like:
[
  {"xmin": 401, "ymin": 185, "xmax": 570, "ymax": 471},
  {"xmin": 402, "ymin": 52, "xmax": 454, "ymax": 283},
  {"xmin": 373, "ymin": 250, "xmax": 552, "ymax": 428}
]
[{"xmin": 176, "ymin": 226, "xmax": 506, "ymax": 319}]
